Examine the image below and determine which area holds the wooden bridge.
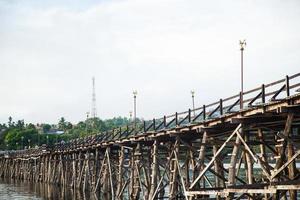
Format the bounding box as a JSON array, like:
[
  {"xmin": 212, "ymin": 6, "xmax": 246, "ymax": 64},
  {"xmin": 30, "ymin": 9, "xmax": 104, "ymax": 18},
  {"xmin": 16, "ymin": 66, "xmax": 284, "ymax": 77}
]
[{"xmin": 1, "ymin": 73, "xmax": 300, "ymax": 200}]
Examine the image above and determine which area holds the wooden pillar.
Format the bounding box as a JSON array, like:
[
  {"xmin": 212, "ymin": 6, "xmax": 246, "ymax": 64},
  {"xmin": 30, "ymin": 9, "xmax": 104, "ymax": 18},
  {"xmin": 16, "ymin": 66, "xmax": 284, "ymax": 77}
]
[
  {"xmin": 72, "ymin": 153, "xmax": 77, "ymax": 190},
  {"xmin": 116, "ymin": 146, "xmax": 125, "ymax": 199},
  {"xmin": 83, "ymin": 151, "xmax": 90, "ymax": 191},
  {"xmin": 244, "ymin": 132, "xmax": 254, "ymax": 199},
  {"xmin": 258, "ymin": 129, "xmax": 267, "ymax": 163},
  {"xmin": 287, "ymin": 136, "xmax": 297, "ymax": 199},
  {"xmin": 185, "ymin": 147, "xmax": 192, "ymax": 188},
  {"xmin": 258, "ymin": 129, "xmax": 269, "ymax": 200},
  {"xmin": 273, "ymin": 114, "xmax": 294, "ymax": 199},
  {"xmin": 149, "ymin": 140, "xmax": 158, "ymax": 199},
  {"xmin": 103, "ymin": 148, "xmax": 112, "ymax": 200},
  {"xmin": 198, "ymin": 131, "xmax": 208, "ymax": 188},
  {"xmin": 213, "ymin": 144, "xmax": 224, "ymax": 188},
  {"xmin": 131, "ymin": 143, "xmax": 141, "ymax": 199},
  {"xmin": 169, "ymin": 141, "xmax": 179, "ymax": 199},
  {"xmin": 226, "ymin": 127, "xmax": 242, "ymax": 199},
  {"xmin": 93, "ymin": 149, "xmax": 99, "ymax": 191}
]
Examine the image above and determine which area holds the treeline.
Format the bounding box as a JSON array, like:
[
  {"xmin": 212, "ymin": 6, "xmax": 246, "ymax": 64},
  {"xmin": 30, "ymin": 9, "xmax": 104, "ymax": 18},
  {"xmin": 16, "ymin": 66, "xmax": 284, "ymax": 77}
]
[{"xmin": 0, "ymin": 116, "xmax": 140, "ymax": 150}]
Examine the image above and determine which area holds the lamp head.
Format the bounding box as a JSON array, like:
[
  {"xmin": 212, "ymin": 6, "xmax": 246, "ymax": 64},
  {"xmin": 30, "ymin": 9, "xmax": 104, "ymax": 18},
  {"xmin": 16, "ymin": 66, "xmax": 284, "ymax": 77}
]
[
  {"xmin": 191, "ymin": 90, "xmax": 195, "ymax": 96},
  {"xmin": 239, "ymin": 39, "xmax": 246, "ymax": 50},
  {"xmin": 133, "ymin": 90, "xmax": 138, "ymax": 97}
]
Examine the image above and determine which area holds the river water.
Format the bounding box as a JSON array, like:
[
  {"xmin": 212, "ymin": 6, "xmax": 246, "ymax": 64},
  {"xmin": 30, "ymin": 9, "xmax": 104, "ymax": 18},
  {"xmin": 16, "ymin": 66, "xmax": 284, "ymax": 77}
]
[{"xmin": 0, "ymin": 179, "xmax": 99, "ymax": 200}]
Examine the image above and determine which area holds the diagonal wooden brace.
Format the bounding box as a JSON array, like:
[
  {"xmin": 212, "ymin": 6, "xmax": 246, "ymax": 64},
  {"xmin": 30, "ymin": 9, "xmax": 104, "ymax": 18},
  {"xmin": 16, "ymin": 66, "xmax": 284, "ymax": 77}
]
[{"xmin": 189, "ymin": 124, "xmax": 242, "ymax": 189}]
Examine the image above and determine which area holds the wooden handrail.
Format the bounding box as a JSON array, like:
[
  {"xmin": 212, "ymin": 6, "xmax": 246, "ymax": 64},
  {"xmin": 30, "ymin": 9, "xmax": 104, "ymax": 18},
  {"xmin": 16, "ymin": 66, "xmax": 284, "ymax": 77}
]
[{"xmin": 34, "ymin": 72, "xmax": 300, "ymax": 147}]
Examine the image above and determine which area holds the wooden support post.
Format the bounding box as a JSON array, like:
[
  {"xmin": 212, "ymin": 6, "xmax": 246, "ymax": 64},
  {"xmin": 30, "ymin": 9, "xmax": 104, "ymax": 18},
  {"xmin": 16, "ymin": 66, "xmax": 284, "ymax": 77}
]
[
  {"xmin": 93, "ymin": 149, "xmax": 99, "ymax": 191},
  {"xmin": 245, "ymin": 133, "xmax": 253, "ymax": 185},
  {"xmin": 244, "ymin": 132, "xmax": 254, "ymax": 199},
  {"xmin": 132, "ymin": 144, "xmax": 141, "ymax": 199},
  {"xmin": 275, "ymin": 113, "xmax": 294, "ymax": 169},
  {"xmin": 213, "ymin": 144, "xmax": 224, "ymax": 188},
  {"xmin": 198, "ymin": 131, "xmax": 208, "ymax": 188},
  {"xmin": 149, "ymin": 140, "xmax": 158, "ymax": 200},
  {"xmin": 169, "ymin": 141, "xmax": 179, "ymax": 199},
  {"xmin": 106, "ymin": 148, "xmax": 114, "ymax": 200},
  {"xmin": 272, "ymin": 113, "xmax": 294, "ymax": 199},
  {"xmin": 116, "ymin": 146, "xmax": 124, "ymax": 199},
  {"xmin": 72, "ymin": 153, "xmax": 76, "ymax": 190},
  {"xmin": 287, "ymin": 136, "xmax": 297, "ymax": 199},
  {"xmin": 258, "ymin": 129, "xmax": 267, "ymax": 163},
  {"xmin": 82, "ymin": 151, "xmax": 90, "ymax": 191},
  {"xmin": 226, "ymin": 127, "xmax": 243, "ymax": 200}
]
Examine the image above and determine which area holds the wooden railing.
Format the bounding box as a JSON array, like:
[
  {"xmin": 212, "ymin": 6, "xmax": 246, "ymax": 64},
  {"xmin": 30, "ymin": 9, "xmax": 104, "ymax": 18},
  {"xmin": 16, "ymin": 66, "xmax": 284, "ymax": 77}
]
[
  {"xmin": 51, "ymin": 72, "xmax": 300, "ymax": 149},
  {"xmin": 3, "ymin": 72, "xmax": 300, "ymax": 154}
]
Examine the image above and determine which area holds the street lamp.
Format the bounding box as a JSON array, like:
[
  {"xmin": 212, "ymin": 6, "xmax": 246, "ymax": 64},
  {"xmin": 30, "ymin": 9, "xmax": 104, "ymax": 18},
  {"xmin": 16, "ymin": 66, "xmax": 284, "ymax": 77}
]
[
  {"xmin": 239, "ymin": 39, "xmax": 246, "ymax": 109},
  {"xmin": 28, "ymin": 139, "xmax": 31, "ymax": 149},
  {"xmin": 46, "ymin": 135, "xmax": 49, "ymax": 146},
  {"xmin": 191, "ymin": 90, "xmax": 196, "ymax": 117},
  {"xmin": 133, "ymin": 90, "xmax": 137, "ymax": 130}
]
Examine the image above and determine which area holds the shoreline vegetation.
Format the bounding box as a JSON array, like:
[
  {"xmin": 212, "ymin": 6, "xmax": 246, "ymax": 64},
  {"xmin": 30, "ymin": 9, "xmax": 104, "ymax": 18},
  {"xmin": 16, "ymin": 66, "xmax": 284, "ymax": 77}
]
[{"xmin": 0, "ymin": 116, "xmax": 142, "ymax": 150}]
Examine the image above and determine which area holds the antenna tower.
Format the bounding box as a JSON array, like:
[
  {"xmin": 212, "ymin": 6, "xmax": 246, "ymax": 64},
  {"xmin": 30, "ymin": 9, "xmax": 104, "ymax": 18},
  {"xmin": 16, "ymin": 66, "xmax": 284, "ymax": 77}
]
[{"xmin": 91, "ymin": 77, "xmax": 97, "ymax": 118}]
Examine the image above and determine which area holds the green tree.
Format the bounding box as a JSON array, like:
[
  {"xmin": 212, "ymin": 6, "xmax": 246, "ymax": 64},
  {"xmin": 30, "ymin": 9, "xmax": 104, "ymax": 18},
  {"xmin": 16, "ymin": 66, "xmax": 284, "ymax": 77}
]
[
  {"xmin": 42, "ymin": 124, "xmax": 51, "ymax": 133},
  {"xmin": 58, "ymin": 117, "xmax": 66, "ymax": 130},
  {"xmin": 16, "ymin": 120, "xmax": 24, "ymax": 129},
  {"xmin": 8, "ymin": 116, "xmax": 12, "ymax": 127}
]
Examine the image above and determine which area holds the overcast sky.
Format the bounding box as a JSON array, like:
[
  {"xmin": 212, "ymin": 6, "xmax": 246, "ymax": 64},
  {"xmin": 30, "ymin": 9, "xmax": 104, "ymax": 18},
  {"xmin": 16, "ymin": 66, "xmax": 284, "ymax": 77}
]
[{"xmin": 0, "ymin": 0, "xmax": 299, "ymax": 124}]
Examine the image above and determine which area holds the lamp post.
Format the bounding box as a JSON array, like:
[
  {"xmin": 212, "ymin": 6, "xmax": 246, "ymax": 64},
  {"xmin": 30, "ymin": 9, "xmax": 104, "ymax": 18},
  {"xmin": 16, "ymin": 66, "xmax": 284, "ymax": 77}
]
[
  {"xmin": 239, "ymin": 39, "xmax": 246, "ymax": 109},
  {"xmin": 133, "ymin": 90, "xmax": 137, "ymax": 130},
  {"xmin": 46, "ymin": 135, "xmax": 49, "ymax": 146},
  {"xmin": 191, "ymin": 90, "xmax": 196, "ymax": 117},
  {"xmin": 28, "ymin": 139, "xmax": 31, "ymax": 149}
]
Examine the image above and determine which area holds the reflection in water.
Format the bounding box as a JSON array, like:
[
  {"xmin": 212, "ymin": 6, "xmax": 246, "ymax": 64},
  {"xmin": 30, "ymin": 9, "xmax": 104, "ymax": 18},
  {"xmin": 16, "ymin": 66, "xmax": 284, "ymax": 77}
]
[{"xmin": 0, "ymin": 178, "xmax": 101, "ymax": 200}]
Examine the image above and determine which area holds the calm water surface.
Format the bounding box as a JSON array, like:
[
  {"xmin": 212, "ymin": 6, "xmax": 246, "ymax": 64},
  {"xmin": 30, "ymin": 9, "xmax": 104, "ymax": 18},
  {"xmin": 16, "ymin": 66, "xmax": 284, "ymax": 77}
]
[{"xmin": 0, "ymin": 179, "xmax": 98, "ymax": 200}]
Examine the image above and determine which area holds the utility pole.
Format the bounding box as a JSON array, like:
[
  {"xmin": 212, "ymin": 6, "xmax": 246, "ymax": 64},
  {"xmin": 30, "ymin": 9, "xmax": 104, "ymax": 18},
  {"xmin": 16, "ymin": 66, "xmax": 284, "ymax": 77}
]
[
  {"xmin": 191, "ymin": 90, "xmax": 196, "ymax": 117},
  {"xmin": 239, "ymin": 39, "xmax": 246, "ymax": 109},
  {"xmin": 133, "ymin": 90, "xmax": 137, "ymax": 130}
]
